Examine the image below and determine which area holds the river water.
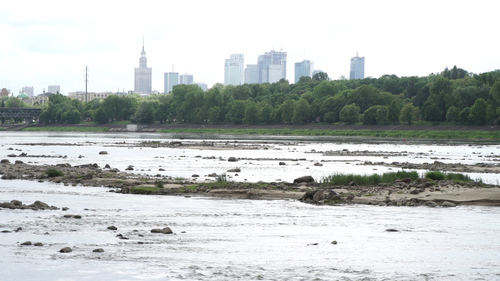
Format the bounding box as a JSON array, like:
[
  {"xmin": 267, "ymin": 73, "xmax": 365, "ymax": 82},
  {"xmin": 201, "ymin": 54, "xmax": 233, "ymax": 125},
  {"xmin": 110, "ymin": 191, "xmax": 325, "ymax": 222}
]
[{"xmin": 1, "ymin": 132, "xmax": 500, "ymax": 280}]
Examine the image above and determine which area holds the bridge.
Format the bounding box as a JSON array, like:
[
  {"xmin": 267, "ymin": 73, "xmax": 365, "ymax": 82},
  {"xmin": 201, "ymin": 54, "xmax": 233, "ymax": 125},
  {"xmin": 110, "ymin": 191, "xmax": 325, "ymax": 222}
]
[{"xmin": 0, "ymin": 107, "xmax": 41, "ymax": 119}]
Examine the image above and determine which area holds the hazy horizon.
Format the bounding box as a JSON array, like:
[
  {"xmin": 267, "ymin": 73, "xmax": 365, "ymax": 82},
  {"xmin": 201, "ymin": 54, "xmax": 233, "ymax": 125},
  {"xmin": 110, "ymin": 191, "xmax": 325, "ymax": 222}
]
[{"xmin": 1, "ymin": 0, "xmax": 499, "ymax": 95}]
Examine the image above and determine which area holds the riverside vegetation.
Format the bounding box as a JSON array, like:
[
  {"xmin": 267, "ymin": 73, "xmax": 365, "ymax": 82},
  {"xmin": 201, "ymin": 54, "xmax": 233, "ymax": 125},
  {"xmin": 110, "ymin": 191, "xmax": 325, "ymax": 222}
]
[{"xmin": 2, "ymin": 66, "xmax": 500, "ymax": 130}]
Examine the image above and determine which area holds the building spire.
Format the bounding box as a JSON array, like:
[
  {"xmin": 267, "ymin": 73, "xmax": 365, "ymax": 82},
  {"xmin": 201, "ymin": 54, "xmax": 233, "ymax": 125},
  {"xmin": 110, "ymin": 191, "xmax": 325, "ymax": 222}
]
[{"xmin": 141, "ymin": 37, "xmax": 146, "ymax": 57}]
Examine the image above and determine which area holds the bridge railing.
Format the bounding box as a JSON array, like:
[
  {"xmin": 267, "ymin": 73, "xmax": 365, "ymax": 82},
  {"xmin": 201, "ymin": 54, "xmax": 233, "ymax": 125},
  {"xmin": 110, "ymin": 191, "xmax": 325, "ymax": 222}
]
[{"xmin": 0, "ymin": 108, "xmax": 42, "ymax": 118}]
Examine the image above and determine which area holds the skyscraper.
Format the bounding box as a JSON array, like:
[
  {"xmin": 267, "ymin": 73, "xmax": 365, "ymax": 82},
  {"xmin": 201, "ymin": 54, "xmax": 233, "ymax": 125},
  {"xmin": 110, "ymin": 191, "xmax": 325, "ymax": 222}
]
[
  {"xmin": 164, "ymin": 72, "xmax": 179, "ymax": 93},
  {"xmin": 294, "ymin": 60, "xmax": 314, "ymax": 83},
  {"xmin": 22, "ymin": 86, "xmax": 34, "ymax": 97},
  {"xmin": 224, "ymin": 54, "xmax": 244, "ymax": 86},
  {"xmin": 349, "ymin": 53, "xmax": 365, "ymax": 80},
  {"xmin": 245, "ymin": 64, "xmax": 258, "ymax": 84},
  {"xmin": 47, "ymin": 85, "xmax": 60, "ymax": 94},
  {"xmin": 257, "ymin": 50, "xmax": 287, "ymax": 83},
  {"xmin": 134, "ymin": 41, "xmax": 152, "ymax": 94},
  {"xmin": 180, "ymin": 73, "xmax": 194, "ymax": 85}
]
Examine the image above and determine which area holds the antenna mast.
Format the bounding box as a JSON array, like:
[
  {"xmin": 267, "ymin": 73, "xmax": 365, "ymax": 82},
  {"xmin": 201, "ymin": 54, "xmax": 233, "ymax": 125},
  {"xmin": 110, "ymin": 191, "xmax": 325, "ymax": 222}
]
[{"xmin": 84, "ymin": 66, "xmax": 89, "ymax": 103}]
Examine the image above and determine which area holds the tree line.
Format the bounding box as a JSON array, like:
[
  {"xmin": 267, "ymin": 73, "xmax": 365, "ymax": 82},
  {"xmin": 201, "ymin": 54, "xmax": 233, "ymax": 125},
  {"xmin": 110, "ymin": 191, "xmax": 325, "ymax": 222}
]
[{"xmin": 3, "ymin": 66, "xmax": 500, "ymax": 126}]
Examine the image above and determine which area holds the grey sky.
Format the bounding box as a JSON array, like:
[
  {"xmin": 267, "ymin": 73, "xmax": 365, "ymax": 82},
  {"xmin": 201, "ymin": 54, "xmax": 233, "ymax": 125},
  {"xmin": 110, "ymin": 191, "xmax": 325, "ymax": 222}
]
[{"xmin": 1, "ymin": 0, "xmax": 499, "ymax": 95}]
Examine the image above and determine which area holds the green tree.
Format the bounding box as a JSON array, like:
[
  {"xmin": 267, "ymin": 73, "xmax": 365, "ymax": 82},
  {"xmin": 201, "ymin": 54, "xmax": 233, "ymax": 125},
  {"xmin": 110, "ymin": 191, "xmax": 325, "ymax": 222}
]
[
  {"xmin": 324, "ymin": 111, "xmax": 337, "ymax": 123},
  {"xmin": 459, "ymin": 107, "xmax": 471, "ymax": 124},
  {"xmin": 133, "ymin": 100, "xmax": 158, "ymax": 124},
  {"xmin": 0, "ymin": 99, "xmax": 5, "ymax": 124},
  {"xmin": 312, "ymin": 72, "xmax": 330, "ymax": 81},
  {"xmin": 259, "ymin": 103, "xmax": 273, "ymax": 124},
  {"xmin": 469, "ymin": 98, "xmax": 488, "ymax": 125},
  {"xmin": 208, "ymin": 106, "xmax": 221, "ymax": 124},
  {"xmin": 243, "ymin": 100, "xmax": 259, "ymax": 124},
  {"xmin": 281, "ymin": 99, "xmax": 296, "ymax": 123},
  {"xmin": 427, "ymin": 77, "xmax": 453, "ymax": 121},
  {"xmin": 422, "ymin": 102, "xmax": 442, "ymax": 123},
  {"xmin": 226, "ymin": 100, "xmax": 246, "ymax": 124},
  {"xmin": 399, "ymin": 103, "xmax": 419, "ymax": 125},
  {"xmin": 446, "ymin": 106, "xmax": 460, "ymax": 123},
  {"xmin": 93, "ymin": 108, "xmax": 109, "ymax": 124},
  {"xmin": 362, "ymin": 106, "xmax": 379, "ymax": 125},
  {"xmin": 339, "ymin": 103, "xmax": 360, "ymax": 124},
  {"xmin": 376, "ymin": 106, "xmax": 389, "ymax": 124},
  {"xmin": 292, "ymin": 98, "xmax": 311, "ymax": 123},
  {"xmin": 388, "ymin": 100, "xmax": 401, "ymax": 125},
  {"xmin": 490, "ymin": 78, "xmax": 500, "ymax": 103}
]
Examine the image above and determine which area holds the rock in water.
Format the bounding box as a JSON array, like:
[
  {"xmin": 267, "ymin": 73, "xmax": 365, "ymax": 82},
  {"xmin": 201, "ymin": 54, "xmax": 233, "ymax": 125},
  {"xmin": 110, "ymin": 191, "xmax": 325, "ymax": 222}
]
[
  {"xmin": 151, "ymin": 227, "xmax": 173, "ymax": 234},
  {"xmin": 294, "ymin": 176, "xmax": 315, "ymax": 184},
  {"xmin": 313, "ymin": 190, "xmax": 325, "ymax": 202},
  {"xmin": 442, "ymin": 201, "xmax": 457, "ymax": 207},
  {"xmin": 59, "ymin": 247, "xmax": 72, "ymax": 253}
]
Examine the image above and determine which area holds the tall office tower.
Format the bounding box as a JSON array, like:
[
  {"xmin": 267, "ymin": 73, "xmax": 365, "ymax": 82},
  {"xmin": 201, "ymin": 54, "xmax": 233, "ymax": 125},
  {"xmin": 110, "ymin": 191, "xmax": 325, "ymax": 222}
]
[
  {"xmin": 224, "ymin": 54, "xmax": 244, "ymax": 86},
  {"xmin": 134, "ymin": 41, "xmax": 152, "ymax": 94},
  {"xmin": 349, "ymin": 53, "xmax": 365, "ymax": 79},
  {"xmin": 257, "ymin": 50, "xmax": 287, "ymax": 83},
  {"xmin": 22, "ymin": 86, "xmax": 34, "ymax": 97},
  {"xmin": 294, "ymin": 60, "xmax": 314, "ymax": 83},
  {"xmin": 47, "ymin": 85, "xmax": 60, "ymax": 94},
  {"xmin": 245, "ymin": 64, "xmax": 258, "ymax": 84},
  {"xmin": 164, "ymin": 72, "xmax": 179, "ymax": 93},
  {"xmin": 180, "ymin": 73, "xmax": 194, "ymax": 85}
]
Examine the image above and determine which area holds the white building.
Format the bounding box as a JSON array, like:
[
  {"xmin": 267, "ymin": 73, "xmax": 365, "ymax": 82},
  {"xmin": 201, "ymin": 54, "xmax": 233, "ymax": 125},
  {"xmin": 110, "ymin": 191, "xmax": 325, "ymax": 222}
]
[
  {"xmin": 294, "ymin": 60, "xmax": 314, "ymax": 83},
  {"xmin": 245, "ymin": 64, "xmax": 258, "ymax": 84},
  {"xmin": 349, "ymin": 53, "xmax": 365, "ymax": 80},
  {"xmin": 164, "ymin": 72, "xmax": 179, "ymax": 93},
  {"xmin": 22, "ymin": 86, "xmax": 34, "ymax": 97},
  {"xmin": 134, "ymin": 42, "xmax": 152, "ymax": 94},
  {"xmin": 47, "ymin": 85, "xmax": 60, "ymax": 94},
  {"xmin": 224, "ymin": 54, "xmax": 244, "ymax": 86},
  {"xmin": 180, "ymin": 73, "xmax": 194, "ymax": 85},
  {"xmin": 257, "ymin": 50, "xmax": 287, "ymax": 83}
]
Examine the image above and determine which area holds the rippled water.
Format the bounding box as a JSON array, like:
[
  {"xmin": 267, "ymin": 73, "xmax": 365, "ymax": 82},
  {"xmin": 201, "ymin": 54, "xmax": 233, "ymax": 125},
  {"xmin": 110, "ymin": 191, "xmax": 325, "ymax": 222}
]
[
  {"xmin": 1, "ymin": 132, "xmax": 500, "ymax": 280},
  {"xmin": 1, "ymin": 132, "xmax": 499, "ymax": 184},
  {"xmin": 1, "ymin": 180, "xmax": 500, "ymax": 280}
]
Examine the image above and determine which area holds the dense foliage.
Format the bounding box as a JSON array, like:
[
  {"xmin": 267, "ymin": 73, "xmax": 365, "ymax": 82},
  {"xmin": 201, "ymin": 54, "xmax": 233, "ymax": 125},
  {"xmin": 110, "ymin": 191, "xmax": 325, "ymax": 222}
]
[{"xmin": 4, "ymin": 66, "xmax": 500, "ymax": 126}]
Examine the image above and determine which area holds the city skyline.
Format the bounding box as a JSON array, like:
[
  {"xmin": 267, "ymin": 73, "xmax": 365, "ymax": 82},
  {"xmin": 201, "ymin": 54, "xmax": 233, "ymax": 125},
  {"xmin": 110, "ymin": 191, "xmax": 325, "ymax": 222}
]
[{"xmin": 1, "ymin": 1, "xmax": 499, "ymax": 95}]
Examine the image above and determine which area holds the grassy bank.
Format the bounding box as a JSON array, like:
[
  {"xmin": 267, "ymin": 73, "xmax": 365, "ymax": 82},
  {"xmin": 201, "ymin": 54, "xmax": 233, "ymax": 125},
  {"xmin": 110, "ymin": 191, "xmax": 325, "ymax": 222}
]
[
  {"xmin": 22, "ymin": 126, "xmax": 110, "ymax": 132},
  {"xmin": 158, "ymin": 128, "xmax": 500, "ymax": 139}
]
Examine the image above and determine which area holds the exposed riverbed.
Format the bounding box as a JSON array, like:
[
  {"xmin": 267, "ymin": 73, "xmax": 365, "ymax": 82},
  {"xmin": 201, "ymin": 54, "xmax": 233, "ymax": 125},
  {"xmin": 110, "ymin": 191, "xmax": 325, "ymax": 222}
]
[{"xmin": 1, "ymin": 132, "xmax": 500, "ymax": 280}]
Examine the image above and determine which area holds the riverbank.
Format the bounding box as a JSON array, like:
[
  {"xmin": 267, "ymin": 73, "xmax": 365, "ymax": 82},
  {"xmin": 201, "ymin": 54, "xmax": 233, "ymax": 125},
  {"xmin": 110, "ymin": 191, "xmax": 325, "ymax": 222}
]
[
  {"xmin": 2, "ymin": 123, "xmax": 500, "ymax": 139},
  {"xmin": 2, "ymin": 161, "xmax": 500, "ymax": 207}
]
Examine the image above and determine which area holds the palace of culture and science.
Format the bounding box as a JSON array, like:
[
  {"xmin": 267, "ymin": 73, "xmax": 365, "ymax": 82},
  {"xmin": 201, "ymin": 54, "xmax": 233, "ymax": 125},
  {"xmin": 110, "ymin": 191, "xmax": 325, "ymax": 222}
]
[{"xmin": 134, "ymin": 42, "xmax": 152, "ymax": 94}]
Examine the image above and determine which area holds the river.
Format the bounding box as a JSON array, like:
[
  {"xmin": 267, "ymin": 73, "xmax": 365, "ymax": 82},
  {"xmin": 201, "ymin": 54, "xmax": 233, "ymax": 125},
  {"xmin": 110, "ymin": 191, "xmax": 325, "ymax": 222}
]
[{"xmin": 1, "ymin": 132, "xmax": 500, "ymax": 280}]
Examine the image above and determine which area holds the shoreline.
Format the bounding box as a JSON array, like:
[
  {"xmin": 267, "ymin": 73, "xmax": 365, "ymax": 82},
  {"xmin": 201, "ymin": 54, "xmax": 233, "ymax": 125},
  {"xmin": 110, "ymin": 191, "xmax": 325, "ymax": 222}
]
[
  {"xmin": 2, "ymin": 123, "xmax": 500, "ymax": 140},
  {"xmin": 2, "ymin": 161, "xmax": 500, "ymax": 207}
]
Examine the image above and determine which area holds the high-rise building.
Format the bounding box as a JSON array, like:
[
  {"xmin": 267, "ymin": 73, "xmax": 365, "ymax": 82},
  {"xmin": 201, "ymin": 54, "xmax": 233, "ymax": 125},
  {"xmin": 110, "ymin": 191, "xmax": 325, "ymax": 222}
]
[
  {"xmin": 294, "ymin": 60, "xmax": 314, "ymax": 83},
  {"xmin": 164, "ymin": 72, "xmax": 179, "ymax": 93},
  {"xmin": 22, "ymin": 86, "xmax": 34, "ymax": 97},
  {"xmin": 245, "ymin": 64, "xmax": 258, "ymax": 84},
  {"xmin": 257, "ymin": 50, "xmax": 287, "ymax": 83},
  {"xmin": 180, "ymin": 73, "xmax": 193, "ymax": 85},
  {"xmin": 193, "ymin": 82, "xmax": 208, "ymax": 92},
  {"xmin": 47, "ymin": 85, "xmax": 60, "ymax": 94},
  {"xmin": 224, "ymin": 54, "xmax": 244, "ymax": 86},
  {"xmin": 134, "ymin": 41, "xmax": 152, "ymax": 94},
  {"xmin": 349, "ymin": 53, "xmax": 365, "ymax": 80}
]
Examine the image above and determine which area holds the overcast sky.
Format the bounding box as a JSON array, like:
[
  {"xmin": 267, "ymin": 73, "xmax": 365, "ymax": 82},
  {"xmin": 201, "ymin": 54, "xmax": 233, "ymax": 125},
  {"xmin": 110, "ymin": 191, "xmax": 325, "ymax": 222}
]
[{"xmin": 1, "ymin": 0, "xmax": 499, "ymax": 95}]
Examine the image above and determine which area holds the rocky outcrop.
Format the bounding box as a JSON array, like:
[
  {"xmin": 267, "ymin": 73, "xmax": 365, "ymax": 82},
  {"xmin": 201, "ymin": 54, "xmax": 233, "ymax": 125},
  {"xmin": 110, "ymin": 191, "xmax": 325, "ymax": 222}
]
[
  {"xmin": 294, "ymin": 176, "xmax": 315, "ymax": 184},
  {"xmin": 151, "ymin": 227, "xmax": 173, "ymax": 234},
  {"xmin": 0, "ymin": 200, "xmax": 58, "ymax": 210}
]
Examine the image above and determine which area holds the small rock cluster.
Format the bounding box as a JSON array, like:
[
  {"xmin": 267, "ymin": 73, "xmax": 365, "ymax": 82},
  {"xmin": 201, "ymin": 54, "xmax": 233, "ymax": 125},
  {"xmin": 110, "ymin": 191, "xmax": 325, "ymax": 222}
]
[{"xmin": 0, "ymin": 200, "xmax": 58, "ymax": 210}]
